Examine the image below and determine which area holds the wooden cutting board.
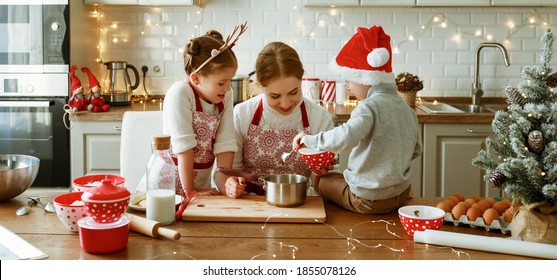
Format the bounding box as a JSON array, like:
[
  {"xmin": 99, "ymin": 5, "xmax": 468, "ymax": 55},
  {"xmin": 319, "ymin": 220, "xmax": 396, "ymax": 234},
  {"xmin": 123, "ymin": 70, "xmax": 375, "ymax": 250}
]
[{"xmin": 181, "ymin": 196, "xmax": 326, "ymax": 223}]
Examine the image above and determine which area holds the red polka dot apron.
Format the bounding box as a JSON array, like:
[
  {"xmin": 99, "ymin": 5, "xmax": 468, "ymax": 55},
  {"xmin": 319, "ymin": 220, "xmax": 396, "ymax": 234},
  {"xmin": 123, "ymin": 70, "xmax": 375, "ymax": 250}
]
[
  {"xmin": 242, "ymin": 99, "xmax": 311, "ymax": 194},
  {"xmin": 171, "ymin": 81, "xmax": 224, "ymax": 194}
]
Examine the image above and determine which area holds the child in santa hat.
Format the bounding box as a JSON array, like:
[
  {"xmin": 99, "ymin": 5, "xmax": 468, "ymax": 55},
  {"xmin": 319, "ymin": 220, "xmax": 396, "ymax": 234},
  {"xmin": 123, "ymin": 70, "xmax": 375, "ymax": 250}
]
[
  {"xmin": 68, "ymin": 65, "xmax": 89, "ymax": 112},
  {"xmin": 292, "ymin": 26, "xmax": 422, "ymax": 214},
  {"xmin": 81, "ymin": 67, "xmax": 110, "ymax": 112}
]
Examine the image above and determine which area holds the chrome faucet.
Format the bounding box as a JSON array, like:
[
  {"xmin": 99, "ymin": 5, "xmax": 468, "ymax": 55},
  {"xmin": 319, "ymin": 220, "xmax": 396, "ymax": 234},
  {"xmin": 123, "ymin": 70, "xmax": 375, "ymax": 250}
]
[{"xmin": 472, "ymin": 42, "xmax": 510, "ymax": 106}]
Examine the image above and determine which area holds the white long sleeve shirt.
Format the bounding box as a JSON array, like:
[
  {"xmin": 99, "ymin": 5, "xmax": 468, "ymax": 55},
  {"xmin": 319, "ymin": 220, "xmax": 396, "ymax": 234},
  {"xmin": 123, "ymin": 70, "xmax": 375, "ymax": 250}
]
[{"xmin": 303, "ymin": 83, "xmax": 423, "ymax": 201}]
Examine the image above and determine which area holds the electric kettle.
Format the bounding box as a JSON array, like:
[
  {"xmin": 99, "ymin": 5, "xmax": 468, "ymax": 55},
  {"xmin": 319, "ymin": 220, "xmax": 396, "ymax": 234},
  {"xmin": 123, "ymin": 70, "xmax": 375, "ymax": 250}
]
[{"xmin": 102, "ymin": 61, "xmax": 140, "ymax": 105}]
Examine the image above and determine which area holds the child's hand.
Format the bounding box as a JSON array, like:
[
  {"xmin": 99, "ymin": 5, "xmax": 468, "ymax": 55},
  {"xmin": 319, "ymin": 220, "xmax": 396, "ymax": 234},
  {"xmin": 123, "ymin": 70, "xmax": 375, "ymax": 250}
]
[
  {"xmin": 310, "ymin": 160, "xmax": 336, "ymax": 177},
  {"xmin": 224, "ymin": 176, "xmax": 247, "ymax": 199},
  {"xmin": 292, "ymin": 131, "xmax": 308, "ymax": 151}
]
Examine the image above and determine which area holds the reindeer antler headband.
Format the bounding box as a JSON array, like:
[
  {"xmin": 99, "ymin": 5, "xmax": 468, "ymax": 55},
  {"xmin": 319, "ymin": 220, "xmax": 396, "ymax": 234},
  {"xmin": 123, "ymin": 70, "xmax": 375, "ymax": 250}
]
[{"xmin": 193, "ymin": 22, "xmax": 248, "ymax": 74}]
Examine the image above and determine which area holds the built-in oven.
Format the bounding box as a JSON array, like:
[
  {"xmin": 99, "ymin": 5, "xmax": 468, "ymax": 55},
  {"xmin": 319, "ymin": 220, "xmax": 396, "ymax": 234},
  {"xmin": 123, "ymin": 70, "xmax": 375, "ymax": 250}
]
[{"xmin": 0, "ymin": 0, "xmax": 70, "ymax": 187}]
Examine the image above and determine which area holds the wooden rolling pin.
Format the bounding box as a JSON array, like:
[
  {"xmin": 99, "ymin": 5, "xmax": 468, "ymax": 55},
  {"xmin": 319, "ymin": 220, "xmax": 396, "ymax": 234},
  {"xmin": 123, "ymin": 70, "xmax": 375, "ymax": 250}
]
[{"xmin": 129, "ymin": 214, "xmax": 181, "ymax": 240}]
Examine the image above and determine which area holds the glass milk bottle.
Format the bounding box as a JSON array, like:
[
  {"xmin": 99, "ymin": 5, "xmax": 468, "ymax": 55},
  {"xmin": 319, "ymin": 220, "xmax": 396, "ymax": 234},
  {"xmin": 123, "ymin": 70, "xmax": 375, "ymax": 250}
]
[{"xmin": 146, "ymin": 135, "xmax": 176, "ymax": 225}]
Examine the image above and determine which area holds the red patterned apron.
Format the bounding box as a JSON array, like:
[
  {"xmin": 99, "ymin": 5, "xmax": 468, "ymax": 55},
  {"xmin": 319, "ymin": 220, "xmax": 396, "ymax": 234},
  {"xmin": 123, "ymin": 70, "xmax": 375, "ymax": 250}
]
[
  {"xmin": 242, "ymin": 99, "xmax": 311, "ymax": 193},
  {"xmin": 171, "ymin": 81, "xmax": 224, "ymax": 193}
]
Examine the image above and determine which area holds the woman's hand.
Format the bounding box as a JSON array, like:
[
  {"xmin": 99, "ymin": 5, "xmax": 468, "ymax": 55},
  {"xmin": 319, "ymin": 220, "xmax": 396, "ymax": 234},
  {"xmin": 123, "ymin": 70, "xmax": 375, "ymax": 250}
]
[
  {"xmin": 292, "ymin": 131, "xmax": 308, "ymax": 151},
  {"xmin": 224, "ymin": 176, "xmax": 247, "ymax": 199},
  {"xmin": 310, "ymin": 163, "xmax": 335, "ymax": 177}
]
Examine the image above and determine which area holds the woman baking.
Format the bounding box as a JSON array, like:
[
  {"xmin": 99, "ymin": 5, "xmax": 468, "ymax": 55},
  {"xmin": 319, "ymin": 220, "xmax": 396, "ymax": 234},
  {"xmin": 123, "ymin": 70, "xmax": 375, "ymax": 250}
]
[{"xmin": 223, "ymin": 42, "xmax": 334, "ymax": 198}]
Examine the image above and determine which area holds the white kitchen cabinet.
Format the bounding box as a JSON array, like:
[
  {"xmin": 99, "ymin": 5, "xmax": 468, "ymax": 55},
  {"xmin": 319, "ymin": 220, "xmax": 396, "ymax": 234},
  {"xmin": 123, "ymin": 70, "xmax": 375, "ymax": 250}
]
[
  {"xmin": 417, "ymin": 0, "xmax": 489, "ymax": 6},
  {"xmin": 491, "ymin": 0, "xmax": 557, "ymax": 6},
  {"xmin": 83, "ymin": 0, "xmax": 200, "ymax": 6},
  {"xmin": 361, "ymin": 0, "xmax": 415, "ymax": 6},
  {"xmin": 304, "ymin": 0, "xmax": 360, "ymax": 7},
  {"xmin": 422, "ymin": 123, "xmax": 501, "ymax": 198},
  {"xmin": 70, "ymin": 121, "xmax": 122, "ymax": 180}
]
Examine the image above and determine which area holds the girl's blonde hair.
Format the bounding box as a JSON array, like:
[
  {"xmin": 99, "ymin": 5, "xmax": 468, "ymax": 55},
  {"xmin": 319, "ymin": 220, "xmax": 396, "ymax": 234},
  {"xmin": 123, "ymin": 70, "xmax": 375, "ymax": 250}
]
[
  {"xmin": 255, "ymin": 42, "xmax": 304, "ymax": 87},
  {"xmin": 183, "ymin": 30, "xmax": 238, "ymax": 76}
]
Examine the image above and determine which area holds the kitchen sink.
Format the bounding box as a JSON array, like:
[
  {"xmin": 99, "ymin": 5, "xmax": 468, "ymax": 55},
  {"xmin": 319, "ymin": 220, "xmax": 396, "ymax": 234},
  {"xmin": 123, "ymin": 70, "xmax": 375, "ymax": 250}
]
[{"xmin": 418, "ymin": 101, "xmax": 508, "ymax": 114}]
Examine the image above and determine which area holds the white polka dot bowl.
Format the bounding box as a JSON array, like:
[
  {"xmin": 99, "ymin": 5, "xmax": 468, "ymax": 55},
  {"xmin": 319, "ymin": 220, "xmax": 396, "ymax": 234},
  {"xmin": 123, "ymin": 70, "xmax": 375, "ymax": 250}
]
[
  {"xmin": 398, "ymin": 205, "xmax": 445, "ymax": 238},
  {"xmin": 81, "ymin": 179, "xmax": 130, "ymax": 224},
  {"xmin": 53, "ymin": 191, "xmax": 88, "ymax": 232},
  {"xmin": 298, "ymin": 148, "xmax": 335, "ymax": 170}
]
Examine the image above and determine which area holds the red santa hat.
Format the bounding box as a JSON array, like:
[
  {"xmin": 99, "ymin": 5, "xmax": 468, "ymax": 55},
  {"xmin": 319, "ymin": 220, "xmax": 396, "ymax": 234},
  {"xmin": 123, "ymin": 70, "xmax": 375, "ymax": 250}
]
[
  {"xmin": 69, "ymin": 65, "xmax": 82, "ymax": 94},
  {"xmin": 329, "ymin": 25, "xmax": 394, "ymax": 86},
  {"xmin": 80, "ymin": 67, "xmax": 100, "ymax": 90}
]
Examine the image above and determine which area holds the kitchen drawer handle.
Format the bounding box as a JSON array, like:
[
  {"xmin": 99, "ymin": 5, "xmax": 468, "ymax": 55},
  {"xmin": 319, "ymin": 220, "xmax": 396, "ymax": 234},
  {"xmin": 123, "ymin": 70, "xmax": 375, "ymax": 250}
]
[
  {"xmin": 467, "ymin": 129, "xmax": 492, "ymax": 133},
  {"xmin": 114, "ymin": 126, "xmax": 122, "ymax": 131}
]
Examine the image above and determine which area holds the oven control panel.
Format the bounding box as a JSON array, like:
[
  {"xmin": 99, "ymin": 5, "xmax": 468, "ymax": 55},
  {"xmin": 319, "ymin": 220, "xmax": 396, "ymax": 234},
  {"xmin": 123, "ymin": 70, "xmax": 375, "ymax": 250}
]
[{"xmin": 0, "ymin": 74, "xmax": 68, "ymax": 97}]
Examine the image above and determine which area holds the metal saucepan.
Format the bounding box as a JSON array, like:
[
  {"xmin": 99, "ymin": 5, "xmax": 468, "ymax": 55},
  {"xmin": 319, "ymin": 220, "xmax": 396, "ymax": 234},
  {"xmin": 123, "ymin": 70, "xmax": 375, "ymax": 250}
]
[{"xmin": 217, "ymin": 167, "xmax": 308, "ymax": 207}]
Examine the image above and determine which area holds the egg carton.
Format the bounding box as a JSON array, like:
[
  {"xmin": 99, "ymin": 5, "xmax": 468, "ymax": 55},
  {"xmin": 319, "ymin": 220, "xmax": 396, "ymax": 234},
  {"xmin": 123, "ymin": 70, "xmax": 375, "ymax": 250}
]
[{"xmin": 443, "ymin": 213, "xmax": 512, "ymax": 234}]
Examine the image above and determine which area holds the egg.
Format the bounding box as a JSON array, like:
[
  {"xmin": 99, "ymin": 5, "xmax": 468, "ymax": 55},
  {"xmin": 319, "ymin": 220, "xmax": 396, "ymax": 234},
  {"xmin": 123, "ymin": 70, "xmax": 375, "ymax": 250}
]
[
  {"xmin": 456, "ymin": 201, "xmax": 470, "ymax": 209},
  {"xmin": 478, "ymin": 199, "xmax": 491, "ymax": 210},
  {"xmin": 444, "ymin": 198, "xmax": 456, "ymax": 208},
  {"xmin": 471, "ymin": 202, "xmax": 486, "ymax": 213},
  {"xmin": 452, "ymin": 193, "xmax": 465, "ymax": 201},
  {"xmin": 467, "ymin": 195, "xmax": 481, "ymax": 202},
  {"xmin": 503, "ymin": 208, "xmax": 513, "ymax": 223},
  {"xmin": 483, "ymin": 208, "xmax": 499, "ymax": 225},
  {"xmin": 502, "ymin": 198, "xmax": 511, "ymax": 207},
  {"xmin": 485, "ymin": 197, "xmax": 496, "ymax": 206},
  {"xmin": 451, "ymin": 204, "xmax": 468, "ymax": 220},
  {"xmin": 466, "ymin": 207, "xmax": 482, "ymax": 222},
  {"xmin": 436, "ymin": 201, "xmax": 451, "ymax": 212},
  {"xmin": 492, "ymin": 201, "xmax": 508, "ymax": 215},
  {"xmin": 446, "ymin": 195, "xmax": 460, "ymax": 205},
  {"xmin": 464, "ymin": 198, "xmax": 477, "ymax": 207}
]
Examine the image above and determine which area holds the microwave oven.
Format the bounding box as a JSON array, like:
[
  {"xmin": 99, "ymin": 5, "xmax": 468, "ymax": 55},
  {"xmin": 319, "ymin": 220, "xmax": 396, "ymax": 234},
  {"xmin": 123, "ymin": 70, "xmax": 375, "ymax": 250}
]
[{"xmin": 0, "ymin": 0, "xmax": 69, "ymax": 74}]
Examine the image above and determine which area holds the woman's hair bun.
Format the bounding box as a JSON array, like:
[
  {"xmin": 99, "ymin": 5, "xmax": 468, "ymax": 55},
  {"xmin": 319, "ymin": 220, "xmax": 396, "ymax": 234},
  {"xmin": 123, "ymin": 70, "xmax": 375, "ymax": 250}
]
[{"xmin": 205, "ymin": 30, "xmax": 224, "ymax": 42}]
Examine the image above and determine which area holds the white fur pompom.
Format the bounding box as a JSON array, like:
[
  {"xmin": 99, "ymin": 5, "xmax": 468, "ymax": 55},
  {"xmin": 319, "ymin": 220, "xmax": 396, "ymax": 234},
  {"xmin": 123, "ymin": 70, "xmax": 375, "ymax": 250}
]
[{"xmin": 366, "ymin": 48, "xmax": 389, "ymax": 68}]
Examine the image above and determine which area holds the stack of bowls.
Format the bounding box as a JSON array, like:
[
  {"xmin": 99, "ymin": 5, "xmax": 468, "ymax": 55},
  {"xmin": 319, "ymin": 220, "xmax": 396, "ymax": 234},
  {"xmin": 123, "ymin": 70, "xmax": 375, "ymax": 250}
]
[{"xmin": 78, "ymin": 179, "xmax": 131, "ymax": 254}]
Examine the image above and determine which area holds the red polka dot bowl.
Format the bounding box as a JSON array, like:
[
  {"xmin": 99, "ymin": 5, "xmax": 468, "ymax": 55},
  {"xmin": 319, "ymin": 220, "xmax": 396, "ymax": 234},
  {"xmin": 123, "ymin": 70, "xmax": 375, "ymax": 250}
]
[
  {"xmin": 81, "ymin": 179, "xmax": 130, "ymax": 224},
  {"xmin": 72, "ymin": 174, "xmax": 125, "ymax": 192},
  {"xmin": 298, "ymin": 148, "xmax": 335, "ymax": 170},
  {"xmin": 53, "ymin": 191, "xmax": 88, "ymax": 232},
  {"xmin": 398, "ymin": 205, "xmax": 445, "ymax": 238}
]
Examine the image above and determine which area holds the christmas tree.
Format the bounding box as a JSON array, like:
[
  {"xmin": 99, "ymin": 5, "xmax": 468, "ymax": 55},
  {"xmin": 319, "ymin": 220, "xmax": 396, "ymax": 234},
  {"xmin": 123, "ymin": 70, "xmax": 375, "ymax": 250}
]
[{"xmin": 473, "ymin": 29, "xmax": 557, "ymax": 205}]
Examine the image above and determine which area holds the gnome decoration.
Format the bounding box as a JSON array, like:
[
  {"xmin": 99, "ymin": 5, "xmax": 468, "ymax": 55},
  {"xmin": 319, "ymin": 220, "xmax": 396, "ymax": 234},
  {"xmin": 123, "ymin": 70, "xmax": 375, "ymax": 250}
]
[
  {"xmin": 81, "ymin": 66, "xmax": 110, "ymax": 112},
  {"xmin": 67, "ymin": 65, "xmax": 89, "ymax": 112}
]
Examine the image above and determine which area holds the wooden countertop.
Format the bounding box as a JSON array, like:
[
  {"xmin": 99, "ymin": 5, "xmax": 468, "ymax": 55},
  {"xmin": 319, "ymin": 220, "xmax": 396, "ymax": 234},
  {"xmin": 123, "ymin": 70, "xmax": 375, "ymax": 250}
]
[
  {"xmin": 0, "ymin": 188, "xmax": 539, "ymax": 260},
  {"xmin": 68, "ymin": 97, "xmax": 504, "ymax": 124}
]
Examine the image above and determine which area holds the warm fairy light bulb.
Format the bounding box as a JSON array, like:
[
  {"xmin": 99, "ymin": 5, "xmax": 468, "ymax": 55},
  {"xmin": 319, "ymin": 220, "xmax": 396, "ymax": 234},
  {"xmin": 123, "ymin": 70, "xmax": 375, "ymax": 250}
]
[
  {"xmin": 440, "ymin": 21, "xmax": 447, "ymax": 28},
  {"xmin": 111, "ymin": 23, "xmax": 118, "ymax": 29},
  {"xmin": 475, "ymin": 30, "xmax": 482, "ymax": 36},
  {"xmin": 409, "ymin": 35, "xmax": 415, "ymax": 41},
  {"xmin": 524, "ymin": 147, "xmax": 529, "ymax": 151},
  {"xmin": 507, "ymin": 21, "xmax": 515, "ymax": 29},
  {"xmin": 421, "ymin": 25, "xmax": 425, "ymax": 29},
  {"xmin": 145, "ymin": 20, "xmax": 151, "ymax": 25},
  {"xmin": 112, "ymin": 37, "xmax": 118, "ymax": 43},
  {"xmin": 433, "ymin": 16, "xmax": 440, "ymax": 22},
  {"xmin": 453, "ymin": 34, "xmax": 461, "ymax": 42},
  {"xmin": 486, "ymin": 34, "xmax": 493, "ymax": 41},
  {"xmin": 393, "ymin": 46, "xmax": 400, "ymax": 54},
  {"xmin": 293, "ymin": 5, "xmax": 298, "ymax": 9},
  {"xmin": 330, "ymin": 9, "xmax": 337, "ymax": 16},
  {"xmin": 528, "ymin": 113, "xmax": 533, "ymax": 117},
  {"xmin": 196, "ymin": 10, "xmax": 201, "ymax": 14},
  {"xmin": 339, "ymin": 21, "xmax": 345, "ymax": 27},
  {"xmin": 319, "ymin": 20, "xmax": 325, "ymax": 27},
  {"xmin": 141, "ymin": 31, "xmax": 144, "ymax": 35},
  {"xmin": 310, "ymin": 32, "xmax": 315, "ymax": 37},
  {"xmin": 529, "ymin": 17, "xmax": 536, "ymax": 24},
  {"xmin": 541, "ymin": 172, "xmax": 546, "ymax": 176}
]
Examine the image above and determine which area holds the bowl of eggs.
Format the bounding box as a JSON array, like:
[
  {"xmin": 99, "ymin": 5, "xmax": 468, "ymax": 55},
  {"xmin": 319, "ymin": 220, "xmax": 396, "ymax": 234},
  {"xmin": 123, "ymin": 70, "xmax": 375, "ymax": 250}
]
[{"xmin": 398, "ymin": 205, "xmax": 445, "ymax": 238}]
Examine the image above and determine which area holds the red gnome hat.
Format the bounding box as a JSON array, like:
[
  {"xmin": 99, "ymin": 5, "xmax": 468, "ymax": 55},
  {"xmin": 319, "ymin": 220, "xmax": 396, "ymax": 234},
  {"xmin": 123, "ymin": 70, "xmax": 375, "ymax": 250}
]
[
  {"xmin": 329, "ymin": 25, "xmax": 394, "ymax": 86},
  {"xmin": 80, "ymin": 67, "xmax": 100, "ymax": 91},
  {"xmin": 69, "ymin": 65, "xmax": 83, "ymax": 94}
]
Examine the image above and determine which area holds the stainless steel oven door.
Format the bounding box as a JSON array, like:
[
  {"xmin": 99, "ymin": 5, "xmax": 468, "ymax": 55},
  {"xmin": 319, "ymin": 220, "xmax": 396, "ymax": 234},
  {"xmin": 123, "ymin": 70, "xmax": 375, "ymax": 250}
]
[
  {"xmin": 0, "ymin": 1, "xmax": 69, "ymax": 73},
  {"xmin": 0, "ymin": 97, "xmax": 69, "ymax": 187}
]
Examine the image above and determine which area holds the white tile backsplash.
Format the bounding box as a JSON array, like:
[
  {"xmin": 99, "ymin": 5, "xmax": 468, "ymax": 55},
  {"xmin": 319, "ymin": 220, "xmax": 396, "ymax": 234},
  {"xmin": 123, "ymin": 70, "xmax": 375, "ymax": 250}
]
[{"xmin": 95, "ymin": 1, "xmax": 556, "ymax": 98}]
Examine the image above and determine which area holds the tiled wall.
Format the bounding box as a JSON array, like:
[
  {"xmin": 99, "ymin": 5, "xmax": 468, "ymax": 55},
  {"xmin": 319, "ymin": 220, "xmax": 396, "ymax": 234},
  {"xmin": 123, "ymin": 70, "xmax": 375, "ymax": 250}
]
[{"xmin": 93, "ymin": 0, "xmax": 556, "ymax": 98}]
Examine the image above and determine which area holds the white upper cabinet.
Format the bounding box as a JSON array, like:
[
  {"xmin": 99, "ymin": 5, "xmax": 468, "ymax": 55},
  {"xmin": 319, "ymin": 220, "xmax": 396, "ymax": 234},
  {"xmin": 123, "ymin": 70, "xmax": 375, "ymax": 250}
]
[
  {"xmin": 491, "ymin": 0, "xmax": 557, "ymax": 5},
  {"xmin": 303, "ymin": 0, "xmax": 360, "ymax": 6},
  {"xmin": 361, "ymin": 0, "xmax": 415, "ymax": 6},
  {"xmin": 83, "ymin": 0, "xmax": 200, "ymax": 5},
  {"xmin": 417, "ymin": 0, "xmax": 489, "ymax": 6}
]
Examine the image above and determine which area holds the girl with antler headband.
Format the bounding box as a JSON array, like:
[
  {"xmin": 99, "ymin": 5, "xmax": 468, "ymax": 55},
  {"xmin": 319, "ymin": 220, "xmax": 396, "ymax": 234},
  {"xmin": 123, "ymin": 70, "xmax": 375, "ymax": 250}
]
[{"xmin": 163, "ymin": 23, "xmax": 247, "ymax": 197}]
